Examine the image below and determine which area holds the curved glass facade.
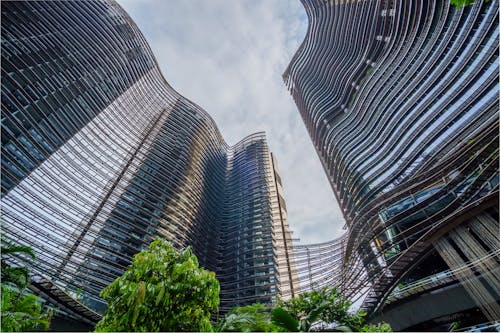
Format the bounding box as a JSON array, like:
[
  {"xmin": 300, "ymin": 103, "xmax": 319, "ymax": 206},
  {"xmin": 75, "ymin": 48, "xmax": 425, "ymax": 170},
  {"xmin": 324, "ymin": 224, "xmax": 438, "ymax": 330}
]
[
  {"xmin": 1, "ymin": 0, "xmax": 296, "ymax": 316},
  {"xmin": 1, "ymin": 0, "xmax": 155, "ymax": 194},
  {"xmin": 217, "ymin": 133, "xmax": 295, "ymax": 310},
  {"xmin": 284, "ymin": 0, "xmax": 499, "ymax": 328}
]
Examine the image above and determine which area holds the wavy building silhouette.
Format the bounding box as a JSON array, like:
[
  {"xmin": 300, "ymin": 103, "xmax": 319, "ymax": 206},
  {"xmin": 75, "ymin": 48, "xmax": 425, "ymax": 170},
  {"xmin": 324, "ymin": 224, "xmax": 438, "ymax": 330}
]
[
  {"xmin": 1, "ymin": 0, "xmax": 297, "ymax": 323},
  {"xmin": 284, "ymin": 0, "xmax": 499, "ymax": 330}
]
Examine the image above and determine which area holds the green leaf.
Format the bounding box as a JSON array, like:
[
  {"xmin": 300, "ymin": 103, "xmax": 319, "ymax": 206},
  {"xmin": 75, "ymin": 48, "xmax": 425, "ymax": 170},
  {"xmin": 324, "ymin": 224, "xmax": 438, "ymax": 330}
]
[
  {"xmin": 95, "ymin": 238, "xmax": 219, "ymax": 332},
  {"xmin": 1, "ymin": 244, "xmax": 36, "ymax": 259},
  {"xmin": 271, "ymin": 307, "xmax": 299, "ymax": 332},
  {"xmin": 131, "ymin": 307, "xmax": 139, "ymax": 327},
  {"xmin": 155, "ymin": 285, "xmax": 165, "ymax": 306}
]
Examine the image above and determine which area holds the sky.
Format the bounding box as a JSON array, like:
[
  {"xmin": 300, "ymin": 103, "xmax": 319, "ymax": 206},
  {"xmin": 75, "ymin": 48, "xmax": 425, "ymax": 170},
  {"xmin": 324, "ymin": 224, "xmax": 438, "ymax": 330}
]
[{"xmin": 117, "ymin": 0, "xmax": 346, "ymax": 244}]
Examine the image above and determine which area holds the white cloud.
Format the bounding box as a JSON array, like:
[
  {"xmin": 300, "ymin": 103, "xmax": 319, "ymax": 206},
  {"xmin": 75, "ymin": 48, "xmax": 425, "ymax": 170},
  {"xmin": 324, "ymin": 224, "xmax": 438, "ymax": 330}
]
[{"xmin": 117, "ymin": 0, "xmax": 345, "ymax": 243}]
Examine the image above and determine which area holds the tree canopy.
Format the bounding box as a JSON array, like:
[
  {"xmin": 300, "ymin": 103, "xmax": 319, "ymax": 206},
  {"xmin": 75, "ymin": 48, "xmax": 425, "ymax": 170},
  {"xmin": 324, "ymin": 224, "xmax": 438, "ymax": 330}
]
[
  {"xmin": 216, "ymin": 287, "xmax": 392, "ymax": 332},
  {"xmin": 216, "ymin": 303, "xmax": 283, "ymax": 332},
  {"xmin": 94, "ymin": 238, "xmax": 220, "ymax": 332},
  {"xmin": 273, "ymin": 287, "xmax": 353, "ymax": 331},
  {"xmin": 271, "ymin": 287, "xmax": 391, "ymax": 332}
]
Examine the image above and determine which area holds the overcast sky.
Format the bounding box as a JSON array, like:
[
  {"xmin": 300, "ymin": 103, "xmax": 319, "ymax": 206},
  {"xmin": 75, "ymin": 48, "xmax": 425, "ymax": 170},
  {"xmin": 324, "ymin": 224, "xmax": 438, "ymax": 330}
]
[{"xmin": 117, "ymin": 0, "xmax": 345, "ymax": 244}]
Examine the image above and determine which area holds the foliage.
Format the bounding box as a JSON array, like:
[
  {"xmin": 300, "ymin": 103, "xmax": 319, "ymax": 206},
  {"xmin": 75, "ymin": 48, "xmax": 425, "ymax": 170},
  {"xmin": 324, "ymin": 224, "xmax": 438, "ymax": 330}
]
[
  {"xmin": 1, "ymin": 285, "xmax": 52, "ymax": 332},
  {"xmin": 450, "ymin": 321, "xmax": 461, "ymax": 331},
  {"xmin": 274, "ymin": 287, "xmax": 353, "ymax": 331},
  {"xmin": 1, "ymin": 243, "xmax": 35, "ymax": 288},
  {"xmin": 94, "ymin": 238, "xmax": 220, "ymax": 332},
  {"xmin": 1, "ymin": 241, "xmax": 53, "ymax": 332},
  {"xmin": 450, "ymin": 0, "xmax": 475, "ymax": 5},
  {"xmin": 358, "ymin": 322, "xmax": 393, "ymax": 332},
  {"xmin": 216, "ymin": 303, "xmax": 284, "ymax": 332},
  {"xmin": 450, "ymin": 0, "xmax": 490, "ymax": 6},
  {"xmin": 346, "ymin": 311, "xmax": 392, "ymax": 332},
  {"xmin": 269, "ymin": 288, "xmax": 391, "ymax": 332},
  {"xmin": 270, "ymin": 307, "xmax": 299, "ymax": 332}
]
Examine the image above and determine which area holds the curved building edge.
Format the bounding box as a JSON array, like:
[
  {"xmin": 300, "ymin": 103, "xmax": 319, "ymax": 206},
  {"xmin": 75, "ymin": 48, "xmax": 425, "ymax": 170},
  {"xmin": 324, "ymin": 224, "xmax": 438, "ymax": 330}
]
[
  {"xmin": 283, "ymin": 0, "xmax": 499, "ymax": 330},
  {"xmin": 1, "ymin": 0, "xmax": 296, "ymax": 319}
]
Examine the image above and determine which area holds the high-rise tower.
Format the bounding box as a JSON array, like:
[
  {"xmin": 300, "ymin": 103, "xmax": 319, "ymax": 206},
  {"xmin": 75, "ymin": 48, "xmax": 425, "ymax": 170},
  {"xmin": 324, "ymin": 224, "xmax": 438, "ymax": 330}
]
[
  {"xmin": 1, "ymin": 0, "xmax": 296, "ymax": 322},
  {"xmin": 284, "ymin": 0, "xmax": 499, "ymax": 330}
]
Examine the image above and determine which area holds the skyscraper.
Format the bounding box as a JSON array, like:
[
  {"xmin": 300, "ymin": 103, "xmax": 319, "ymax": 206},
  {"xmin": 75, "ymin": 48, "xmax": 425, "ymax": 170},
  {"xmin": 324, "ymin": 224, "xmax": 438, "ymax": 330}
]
[
  {"xmin": 284, "ymin": 0, "xmax": 499, "ymax": 330},
  {"xmin": 1, "ymin": 0, "xmax": 296, "ymax": 322}
]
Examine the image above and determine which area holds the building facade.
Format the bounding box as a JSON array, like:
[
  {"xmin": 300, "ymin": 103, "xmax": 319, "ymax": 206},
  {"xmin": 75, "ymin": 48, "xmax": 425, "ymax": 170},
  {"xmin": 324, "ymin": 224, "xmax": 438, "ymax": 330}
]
[
  {"xmin": 284, "ymin": 0, "xmax": 499, "ymax": 330},
  {"xmin": 1, "ymin": 0, "xmax": 296, "ymax": 320}
]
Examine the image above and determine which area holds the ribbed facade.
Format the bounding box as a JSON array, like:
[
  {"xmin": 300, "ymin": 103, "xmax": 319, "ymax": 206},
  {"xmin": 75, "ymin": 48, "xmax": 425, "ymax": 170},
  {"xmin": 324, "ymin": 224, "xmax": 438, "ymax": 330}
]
[
  {"xmin": 289, "ymin": 235, "xmax": 346, "ymax": 295},
  {"xmin": 1, "ymin": 0, "xmax": 295, "ymax": 318},
  {"xmin": 284, "ymin": 0, "xmax": 498, "ymax": 329},
  {"xmin": 270, "ymin": 153, "xmax": 299, "ymax": 301},
  {"xmin": 1, "ymin": 0, "xmax": 155, "ymax": 194},
  {"xmin": 217, "ymin": 135, "xmax": 298, "ymax": 310}
]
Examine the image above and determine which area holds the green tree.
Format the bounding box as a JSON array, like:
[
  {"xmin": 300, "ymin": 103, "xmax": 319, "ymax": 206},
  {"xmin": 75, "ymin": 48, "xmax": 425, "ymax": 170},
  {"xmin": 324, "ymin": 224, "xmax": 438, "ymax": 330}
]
[
  {"xmin": 1, "ymin": 241, "xmax": 53, "ymax": 331},
  {"xmin": 358, "ymin": 322, "xmax": 392, "ymax": 332},
  {"xmin": 270, "ymin": 307, "xmax": 299, "ymax": 332},
  {"xmin": 94, "ymin": 238, "xmax": 220, "ymax": 332},
  {"xmin": 345, "ymin": 310, "xmax": 392, "ymax": 332},
  {"xmin": 271, "ymin": 288, "xmax": 391, "ymax": 332},
  {"xmin": 272, "ymin": 288, "xmax": 352, "ymax": 331},
  {"xmin": 1, "ymin": 243, "xmax": 34, "ymax": 287},
  {"xmin": 216, "ymin": 303, "xmax": 283, "ymax": 332}
]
